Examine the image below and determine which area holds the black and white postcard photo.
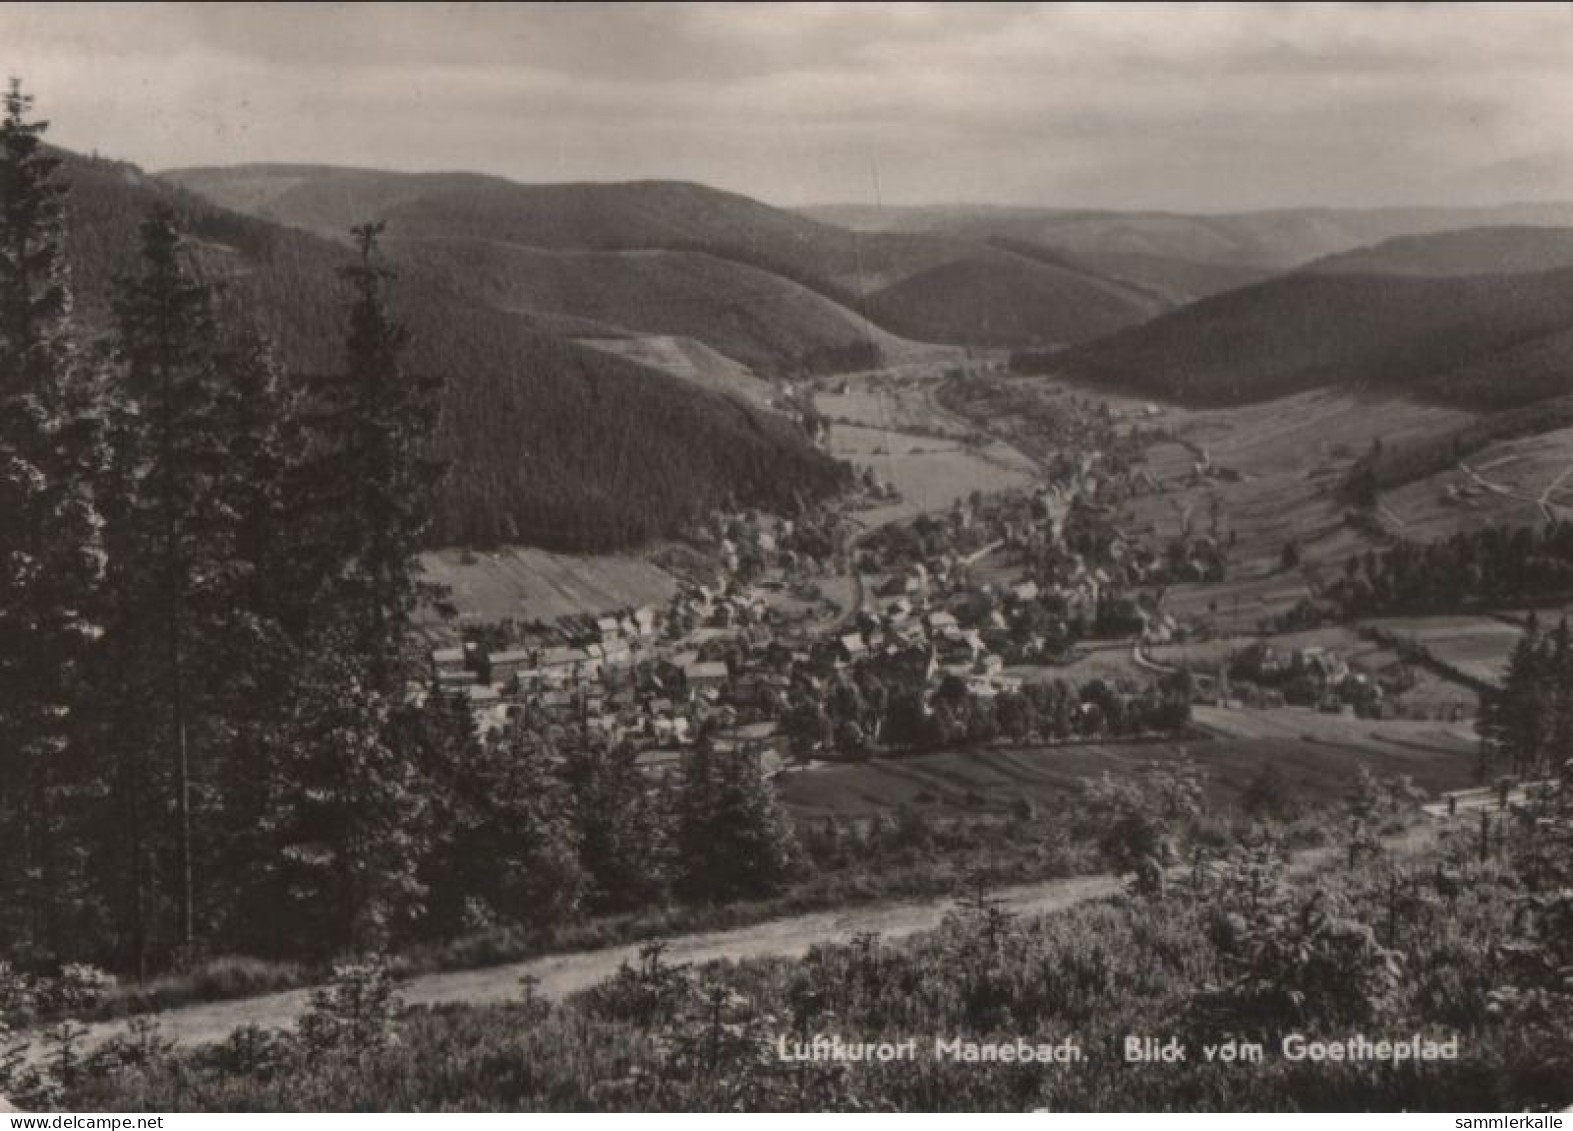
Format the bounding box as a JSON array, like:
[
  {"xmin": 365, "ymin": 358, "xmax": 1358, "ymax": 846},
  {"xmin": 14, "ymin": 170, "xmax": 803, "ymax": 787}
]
[{"xmin": 0, "ymin": 1, "xmax": 1570, "ymax": 1117}]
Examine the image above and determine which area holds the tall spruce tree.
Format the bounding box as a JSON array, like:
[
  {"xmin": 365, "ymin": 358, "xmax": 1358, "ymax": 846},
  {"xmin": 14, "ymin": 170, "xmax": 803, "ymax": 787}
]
[
  {"xmin": 436, "ymin": 725, "xmax": 585, "ymax": 929},
  {"xmin": 242, "ymin": 222, "xmax": 449, "ymax": 956},
  {"xmin": 106, "ymin": 205, "xmax": 239, "ymax": 952},
  {"xmin": 0, "ymin": 80, "xmax": 106, "ymax": 962},
  {"xmin": 563, "ymin": 740, "xmax": 670, "ymax": 913},
  {"xmin": 207, "ymin": 327, "xmax": 318, "ymax": 945},
  {"xmin": 1548, "ymin": 617, "xmax": 1573, "ymax": 781},
  {"xmin": 219, "ymin": 326, "xmax": 314, "ymax": 638},
  {"xmin": 309, "ymin": 223, "xmax": 442, "ymax": 693},
  {"xmin": 674, "ymin": 733, "xmax": 797, "ymax": 904},
  {"xmin": 1480, "ymin": 613, "xmax": 1551, "ymax": 781},
  {"xmin": 258, "ymin": 643, "xmax": 430, "ymax": 956}
]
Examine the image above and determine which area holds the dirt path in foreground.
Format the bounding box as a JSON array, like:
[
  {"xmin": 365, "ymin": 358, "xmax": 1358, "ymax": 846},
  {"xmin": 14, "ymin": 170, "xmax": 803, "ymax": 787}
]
[
  {"xmin": 67, "ymin": 875, "xmax": 1120, "ymax": 1054},
  {"xmin": 52, "ymin": 822, "xmax": 1449, "ymax": 1058}
]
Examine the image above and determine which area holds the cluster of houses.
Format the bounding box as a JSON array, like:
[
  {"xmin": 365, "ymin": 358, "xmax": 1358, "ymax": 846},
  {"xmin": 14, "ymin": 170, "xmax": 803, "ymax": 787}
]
[
  {"xmin": 696, "ymin": 506, "xmax": 849, "ymax": 588},
  {"xmin": 424, "ymin": 531, "xmax": 1090, "ymax": 775},
  {"xmin": 428, "ymin": 604, "xmax": 657, "ymax": 718},
  {"xmin": 861, "ymin": 475, "xmax": 1199, "ymax": 651},
  {"xmin": 427, "ymin": 591, "xmax": 793, "ymax": 772},
  {"xmin": 421, "ymin": 447, "xmax": 1221, "ymax": 773},
  {"xmin": 425, "ymin": 554, "xmax": 1069, "ymax": 776},
  {"xmin": 423, "ymin": 501, "xmax": 863, "ymax": 773},
  {"xmin": 1224, "ymin": 641, "xmax": 1390, "ymax": 716}
]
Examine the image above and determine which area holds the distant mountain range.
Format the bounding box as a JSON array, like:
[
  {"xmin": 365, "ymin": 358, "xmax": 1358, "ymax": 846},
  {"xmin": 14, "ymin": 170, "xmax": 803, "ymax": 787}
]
[
  {"xmin": 803, "ymin": 201, "xmax": 1573, "ymax": 271},
  {"xmin": 65, "ymin": 157, "xmax": 1572, "ymax": 545},
  {"xmin": 164, "ymin": 165, "xmax": 1217, "ymax": 352},
  {"xmin": 173, "ymin": 167, "xmax": 1573, "ymax": 393}
]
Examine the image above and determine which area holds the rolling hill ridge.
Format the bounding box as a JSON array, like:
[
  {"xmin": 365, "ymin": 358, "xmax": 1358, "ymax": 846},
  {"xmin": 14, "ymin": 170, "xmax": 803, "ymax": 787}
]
[
  {"xmin": 1301, "ymin": 226, "xmax": 1573, "ymax": 278},
  {"xmin": 57, "ymin": 150, "xmax": 851, "ymax": 551},
  {"xmin": 805, "ymin": 201, "xmax": 1573, "ymax": 271},
  {"xmin": 164, "ymin": 164, "xmax": 1183, "ymax": 353},
  {"xmin": 1037, "ymin": 264, "xmax": 1573, "ymax": 409}
]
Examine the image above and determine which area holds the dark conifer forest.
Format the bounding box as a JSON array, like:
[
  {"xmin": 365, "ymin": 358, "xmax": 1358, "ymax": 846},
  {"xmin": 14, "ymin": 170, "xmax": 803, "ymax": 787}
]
[
  {"xmin": 47, "ymin": 143, "xmax": 852, "ymax": 552},
  {"xmin": 0, "ymin": 85, "xmax": 811, "ymax": 979}
]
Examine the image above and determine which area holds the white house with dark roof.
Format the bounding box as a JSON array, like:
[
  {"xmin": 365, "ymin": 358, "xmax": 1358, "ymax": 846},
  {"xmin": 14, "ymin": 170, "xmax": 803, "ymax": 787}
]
[
  {"xmin": 431, "ymin": 646, "xmax": 466, "ymax": 673},
  {"xmin": 682, "ymin": 659, "xmax": 729, "ymax": 691}
]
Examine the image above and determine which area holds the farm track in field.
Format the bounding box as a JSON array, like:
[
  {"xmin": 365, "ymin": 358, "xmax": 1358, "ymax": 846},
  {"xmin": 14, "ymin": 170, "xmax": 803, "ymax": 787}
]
[{"xmin": 1459, "ymin": 457, "xmax": 1573, "ymax": 525}]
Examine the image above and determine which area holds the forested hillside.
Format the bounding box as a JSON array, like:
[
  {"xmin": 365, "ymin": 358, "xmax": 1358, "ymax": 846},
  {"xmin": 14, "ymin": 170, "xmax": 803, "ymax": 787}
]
[
  {"xmin": 1303, "ymin": 226, "xmax": 1573, "ymax": 278},
  {"xmin": 1068, "ymin": 249, "xmax": 1271, "ymax": 303},
  {"xmin": 59, "ymin": 151, "xmax": 850, "ymax": 549},
  {"xmin": 382, "ymin": 237, "xmax": 892, "ymax": 378},
  {"xmin": 1036, "ymin": 267, "xmax": 1573, "ymax": 409},
  {"xmin": 864, "ymin": 248, "xmax": 1167, "ymax": 347}
]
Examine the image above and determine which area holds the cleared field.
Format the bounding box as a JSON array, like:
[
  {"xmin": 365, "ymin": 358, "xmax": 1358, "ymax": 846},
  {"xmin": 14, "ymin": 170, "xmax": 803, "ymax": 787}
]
[
  {"xmin": 1380, "ymin": 475, "xmax": 1544, "ymax": 542},
  {"xmin": 580, "ymin": 335, "xmax": 776, "ymax": 408},
  {"xmin": 1162, "ymin": 572, "xmax": 1315, "ymax": 636},
  {"xmin": 1190, "ymin": 704, "xmax": 1476, "ymax": 755},
  {"xmin": 1502, "ymin": 603, "xmax": 1573, "ymax": 626},
  {"xmin": 819, "ymin": 379, "xmax": 973, "ymax": 439},
  {"xmin": 1131, "ymin": 393, "xmax": 1471, "ymax": 545},
  {"xmin": 779, "ymin": 709, "xmax": 1476, "ymax": 820},
  {"xmin": 1127, "ymin": 474, "xmax": 1352, "ymax": 577},
  {"xmin": 831, "ymin": 423, "xmax": 1036, "ymax": 527},
  {"xmin": 1142, "ymin": 439, "xmax": 1199, "ymax": 481},
  {"xmin": 1013, "ymin": 373, "xmax": 1171, "ymax": 418},
  {"xmin": 1463, "ymin": 423, "xmax": 1573, "ymax": 504},
  {"xmin": 1034, "ymin": 382, "xmax": 1472, "ymax": 478},
  {"xmin": 1105, "ymin": 392, "xmax": 1504, "ymax": 635},
  {"xmin": 1362, "ymin": 615, "xmax": 1523, "ymax": 687},
  {"xmin": 420, "ymin": 545, "xmax": 679, "ymax": 628},
  {"xmin": 1169, "ymin": 390, "xmax": 1474, "ymax": 480},
  {"xmin": 1007, "ymin": 641, "xmax": 1150, "ymax": 686},
  {"xmin": 1380, "ymin": 423, "xmax": 1573, "ymax": 541}
]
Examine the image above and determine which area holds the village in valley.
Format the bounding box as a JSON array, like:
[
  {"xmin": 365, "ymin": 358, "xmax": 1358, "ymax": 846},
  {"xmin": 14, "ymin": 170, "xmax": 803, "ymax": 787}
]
[{"xmin": 421, "ymin": 361, "xmax": 1489, "ymax": 802}]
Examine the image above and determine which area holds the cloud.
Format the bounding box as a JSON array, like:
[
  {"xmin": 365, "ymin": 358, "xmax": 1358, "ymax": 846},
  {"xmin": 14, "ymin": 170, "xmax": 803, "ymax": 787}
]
[{"xmin": 1, "ymin": 1, "xmax": 1569, "ymax": 209}]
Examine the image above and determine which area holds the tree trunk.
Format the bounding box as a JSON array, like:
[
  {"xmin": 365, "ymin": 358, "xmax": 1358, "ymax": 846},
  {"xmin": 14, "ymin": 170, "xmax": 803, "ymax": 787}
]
[{"xmin": 170, "ymin": 600, "xmax": 194, "ymax": 949}]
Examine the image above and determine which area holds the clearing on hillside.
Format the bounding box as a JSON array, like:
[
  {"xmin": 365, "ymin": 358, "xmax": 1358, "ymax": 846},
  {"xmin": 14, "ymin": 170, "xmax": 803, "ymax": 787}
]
[
  {"xmin": 1378, "ymin": 421, "xmax": 1573, "ymax": 540},
  {"xmin": 420, "ymin": 546, "xmax": 679, "ymax": 628},
  {"xmin": 579, "ymin": 334, "xmax": 776, "ymax": 408}
]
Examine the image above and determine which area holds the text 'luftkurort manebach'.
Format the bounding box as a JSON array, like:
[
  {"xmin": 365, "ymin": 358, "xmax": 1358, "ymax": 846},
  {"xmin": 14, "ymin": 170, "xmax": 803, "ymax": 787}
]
[{"xmin": 774, "ymin": 1032, "xmax": 1463, "ymax": 1066}]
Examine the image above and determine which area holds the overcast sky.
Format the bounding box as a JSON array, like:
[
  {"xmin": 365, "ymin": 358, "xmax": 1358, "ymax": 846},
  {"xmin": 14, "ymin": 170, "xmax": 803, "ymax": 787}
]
[{"xmin": 3, "ymin": 2, "xmax": 1571, "ymax": 211}]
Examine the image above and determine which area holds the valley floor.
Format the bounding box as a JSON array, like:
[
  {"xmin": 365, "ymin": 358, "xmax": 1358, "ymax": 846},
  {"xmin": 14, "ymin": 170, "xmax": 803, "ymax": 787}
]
[{"xmin": 778, "ymin": 707, "xmax": 1477, "ymax": 821}]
